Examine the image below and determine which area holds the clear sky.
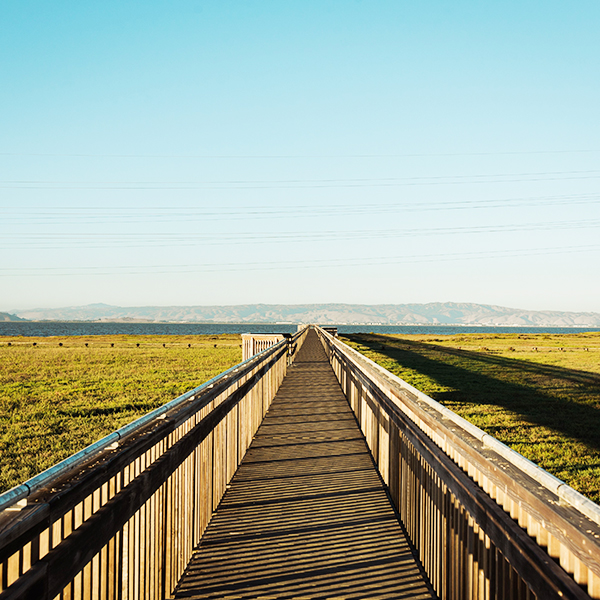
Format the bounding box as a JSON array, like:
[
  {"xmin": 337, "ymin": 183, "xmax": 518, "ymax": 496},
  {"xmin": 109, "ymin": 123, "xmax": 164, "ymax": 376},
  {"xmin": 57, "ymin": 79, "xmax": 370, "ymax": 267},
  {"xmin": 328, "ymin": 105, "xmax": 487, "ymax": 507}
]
[{"xmin": 1, "ymin": 1, "xmax": 599, "ymax": 313}]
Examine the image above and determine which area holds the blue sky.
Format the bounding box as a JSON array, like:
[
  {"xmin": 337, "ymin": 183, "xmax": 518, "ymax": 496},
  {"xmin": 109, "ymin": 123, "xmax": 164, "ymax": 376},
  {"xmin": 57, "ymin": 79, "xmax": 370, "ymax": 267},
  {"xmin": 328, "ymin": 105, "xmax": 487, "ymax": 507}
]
[{"xmin": 1, "ymin": 1, "xmax": 599, "ymax": 312}]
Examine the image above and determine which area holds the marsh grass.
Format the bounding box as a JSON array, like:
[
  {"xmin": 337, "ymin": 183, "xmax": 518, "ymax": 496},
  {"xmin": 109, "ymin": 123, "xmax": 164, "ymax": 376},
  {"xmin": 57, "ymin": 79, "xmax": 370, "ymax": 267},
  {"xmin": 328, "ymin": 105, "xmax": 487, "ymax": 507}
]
[
  {"xmin": 0, "ymin": 334, "xmax": 241, "ymax": 493},
  {"xmin": 341, "ymin": 332, "xmax": 600, "ymax": 503}
]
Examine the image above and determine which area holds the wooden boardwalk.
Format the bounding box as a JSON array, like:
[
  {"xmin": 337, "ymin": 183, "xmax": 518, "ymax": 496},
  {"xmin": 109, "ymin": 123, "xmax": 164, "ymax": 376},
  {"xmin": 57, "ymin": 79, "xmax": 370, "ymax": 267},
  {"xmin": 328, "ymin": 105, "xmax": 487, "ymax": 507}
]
[{"xmin": 173, "ymin": 330, "xmax": 435, "ymax": 600}]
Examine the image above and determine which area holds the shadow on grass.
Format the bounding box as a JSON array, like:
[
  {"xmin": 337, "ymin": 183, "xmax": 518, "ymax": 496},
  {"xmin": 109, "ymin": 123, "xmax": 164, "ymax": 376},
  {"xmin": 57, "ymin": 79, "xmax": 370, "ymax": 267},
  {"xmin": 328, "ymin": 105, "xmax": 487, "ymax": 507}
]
[
  {"xmin": 345, "ymin": 334, "xmax": 600, "ymax": 453},
  {"xmin": 57, "ymin": 402, "xmax": 157, "ymax": 419}
]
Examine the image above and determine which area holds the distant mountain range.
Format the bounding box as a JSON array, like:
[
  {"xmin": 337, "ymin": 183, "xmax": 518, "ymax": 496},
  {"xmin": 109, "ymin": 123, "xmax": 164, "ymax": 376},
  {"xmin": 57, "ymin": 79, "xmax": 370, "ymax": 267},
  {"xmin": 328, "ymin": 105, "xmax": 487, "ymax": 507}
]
[
  {"xmin": 7, "ymin": 302, "xmax": 600, "ymax": 326},
  {"xmin": 0, "ymin": 312, "xmax": 26, "ymax": 322}
]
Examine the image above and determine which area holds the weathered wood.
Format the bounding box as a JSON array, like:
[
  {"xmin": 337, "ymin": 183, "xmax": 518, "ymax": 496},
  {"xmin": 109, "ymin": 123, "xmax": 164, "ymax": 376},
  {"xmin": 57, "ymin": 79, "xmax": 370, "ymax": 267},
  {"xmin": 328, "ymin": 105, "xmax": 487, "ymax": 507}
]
[
  {"xmin": 341, "ymin": 342, "xmax": 600, "ymax": 572},
  {"xmin": 241, "ymin": 333, "xmax": 285, "ymax": 361},
  {"xmin": 0, "ymin": 346, "xmax": 287, "ymax": 568},
  {"xmin": 0, "ymin": 330, "xmax": 306, "ymax": 600},
  {"xmin": 320, "ymin": 327, "xmax": 600, "ymax": 600},
  {"xmin": 173, "ymin": 329, "xmax": 435, "ymax": 599},
  {"xmin": 37, "ymin": 365, "xmax": 264, "ymax": 594},
  {"xmin": 391, "ymin": 395, "xmax": 587, "ymax": 598},
  {"xmin": 9, "ymin": 322, "xmax": 594, "ymax": 600}
]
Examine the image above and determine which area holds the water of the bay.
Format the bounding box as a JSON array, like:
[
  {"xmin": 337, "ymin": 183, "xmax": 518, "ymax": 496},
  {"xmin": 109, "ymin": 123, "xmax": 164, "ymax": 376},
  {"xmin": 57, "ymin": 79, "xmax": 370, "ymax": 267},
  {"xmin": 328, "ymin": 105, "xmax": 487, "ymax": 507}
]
[{"xmin": 1, "ymin": 322, "xmax": 599, "ymax": 337}]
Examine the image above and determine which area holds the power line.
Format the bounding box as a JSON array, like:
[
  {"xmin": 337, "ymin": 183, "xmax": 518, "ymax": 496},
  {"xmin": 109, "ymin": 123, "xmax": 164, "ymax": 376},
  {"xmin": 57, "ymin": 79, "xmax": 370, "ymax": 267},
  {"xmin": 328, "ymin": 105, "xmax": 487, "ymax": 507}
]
[
  {"xmin": 1, "ymin": 149, "xmax": 600, "ymax": 159},
  {"xmin": 0, "ymin": 193, "xmax": 597, "ymax": 224},
  {"xmin": 2, "ymin": 169, "xmax": 600, "ymax": 190},
  {"xmin": 1, "ymin": 220, "xmax": 599, "ymax": 249},
  {"xmin": 3, "ymin": 169, "xmax": 600, "ymax": 184},
  {"xmin": 1, "ymin": 244, "xmax": 599, "ymax": 277}
]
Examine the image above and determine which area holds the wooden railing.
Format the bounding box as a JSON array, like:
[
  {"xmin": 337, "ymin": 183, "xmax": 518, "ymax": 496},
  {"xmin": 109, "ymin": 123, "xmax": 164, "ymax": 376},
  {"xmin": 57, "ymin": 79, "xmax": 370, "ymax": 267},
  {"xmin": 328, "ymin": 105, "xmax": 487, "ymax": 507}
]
[
  {"xmin": 241, "ymin": 333, "xmax": 285, "ymax": 361},
  {"xmin": 0, "ymin": 327, "xmax": 308, "ymax": 600},
  {"xmin": 316, "ymin": 326, "xmax": 600, "ymax": 600}
]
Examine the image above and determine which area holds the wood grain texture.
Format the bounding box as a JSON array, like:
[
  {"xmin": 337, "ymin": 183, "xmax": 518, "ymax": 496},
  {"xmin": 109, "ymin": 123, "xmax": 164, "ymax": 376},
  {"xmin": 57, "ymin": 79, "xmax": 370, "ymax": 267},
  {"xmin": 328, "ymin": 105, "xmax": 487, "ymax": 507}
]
[
  {"xmin": 0, "ymin": 332, "xmax": 301, "ymax": 600},
  {"xmin": 174, "ymin": 329, "xmax": 434, "ymax": 600},
  {"xmin": 321, "ymin": 327, "xmax": 599, "ymax": 600}
]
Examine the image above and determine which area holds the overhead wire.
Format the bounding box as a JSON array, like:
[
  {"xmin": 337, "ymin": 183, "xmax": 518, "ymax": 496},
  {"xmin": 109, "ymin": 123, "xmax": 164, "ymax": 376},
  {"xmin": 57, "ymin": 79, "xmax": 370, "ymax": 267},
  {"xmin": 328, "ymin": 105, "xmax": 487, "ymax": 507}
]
[
  {"xmin": 1, "ymin": 220, "xmax": 599, "ymax": 249},
  {"xmin": 1, "ymin": 149, "xmax": 600, "ymax": 159},
  {"xmin": 2, "ymin": 169, "xmax": 600, "ymax": 190},
  {"xmin": 2, "ymin": 168, "xmax": 600, "ymax": 184},
  {"xmin": 0, "ymin": 193, "xmax": 598, "ymax": 225},
  {"xmin": 2, "ymin": 244, "xmax": 599, "ymax": 277}
]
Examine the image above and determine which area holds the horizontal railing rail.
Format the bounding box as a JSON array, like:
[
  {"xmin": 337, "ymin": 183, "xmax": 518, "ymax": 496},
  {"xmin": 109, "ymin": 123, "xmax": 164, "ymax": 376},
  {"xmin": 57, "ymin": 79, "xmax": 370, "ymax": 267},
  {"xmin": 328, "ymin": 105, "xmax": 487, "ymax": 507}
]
[
  {"xmin": 316, "ymin": 326, "xmax": 600, "ymax": 600},
  {"xmin": 0, "ymin": 326, "xmax": 309, "ymax": 600}
]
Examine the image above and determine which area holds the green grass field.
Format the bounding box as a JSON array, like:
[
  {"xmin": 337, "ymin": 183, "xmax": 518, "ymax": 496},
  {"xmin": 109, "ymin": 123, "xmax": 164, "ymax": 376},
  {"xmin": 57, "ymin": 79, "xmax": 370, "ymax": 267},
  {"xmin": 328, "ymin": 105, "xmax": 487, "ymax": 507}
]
[
  {"xmin": 341, "ymin": 332, "xmax": 600, "ymax": 503},
  {"xmin": 0, "ymin": 334, "xmax": 241, "ymax": 493},
  {"xmin": 4, "ymin": 330, "xmax": 600, "ymax": 503}
]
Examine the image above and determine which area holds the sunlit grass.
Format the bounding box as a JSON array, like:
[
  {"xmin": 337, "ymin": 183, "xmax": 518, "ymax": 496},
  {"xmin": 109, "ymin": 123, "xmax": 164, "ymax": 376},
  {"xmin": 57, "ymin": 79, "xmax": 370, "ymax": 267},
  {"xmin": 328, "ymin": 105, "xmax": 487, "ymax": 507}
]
[
  {"xmin": 0, "ymin": 334, "xmax": 241, "ymax": 493},
  {"xmin": 342, "ymin": 332, "xmax": 600, "ymax": 503}
]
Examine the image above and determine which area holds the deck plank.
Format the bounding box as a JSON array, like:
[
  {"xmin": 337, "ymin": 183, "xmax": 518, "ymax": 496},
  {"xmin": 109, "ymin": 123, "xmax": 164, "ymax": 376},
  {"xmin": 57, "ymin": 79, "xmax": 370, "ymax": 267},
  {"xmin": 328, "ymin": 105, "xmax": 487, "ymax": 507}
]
[{"xmin": 173, "ymin": 329, "xmax": 435, "ymax": 599}]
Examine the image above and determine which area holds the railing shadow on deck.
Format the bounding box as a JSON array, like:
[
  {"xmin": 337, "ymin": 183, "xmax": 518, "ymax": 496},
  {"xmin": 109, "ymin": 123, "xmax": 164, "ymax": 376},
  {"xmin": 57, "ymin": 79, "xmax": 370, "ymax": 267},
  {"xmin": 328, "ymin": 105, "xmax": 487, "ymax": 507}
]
[
  {"xmin": 4, "ymin": 323, "xmax": 600, "ymax": 600},
  {"xmin": 0, "ymin": 327, "xmax": 309, "ymax": 600},
  {"xmin": 174, "ymin": 336, "xmax": 434, "ymax": 599},
  {"xmin": 317, "ymin": 326, "xmax": 600, "ymax": 600}
]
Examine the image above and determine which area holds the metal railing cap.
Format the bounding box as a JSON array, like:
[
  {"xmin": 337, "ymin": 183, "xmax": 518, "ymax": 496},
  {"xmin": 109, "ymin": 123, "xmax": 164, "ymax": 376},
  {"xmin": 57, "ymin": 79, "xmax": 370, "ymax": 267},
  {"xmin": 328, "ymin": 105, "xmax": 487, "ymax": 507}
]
[
  {"xmin": 316, "ymin": 326, "xmax": 600, "ymax": 527},
  {"xmin": 0, "ymin": 338, "xmax": 289, "ymax": 513}
]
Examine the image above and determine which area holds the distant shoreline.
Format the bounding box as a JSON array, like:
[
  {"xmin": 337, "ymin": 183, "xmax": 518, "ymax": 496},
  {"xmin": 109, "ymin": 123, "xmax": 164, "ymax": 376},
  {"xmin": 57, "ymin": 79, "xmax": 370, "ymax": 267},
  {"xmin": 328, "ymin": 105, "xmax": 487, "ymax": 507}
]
[
  {"xmin": 6, "ymin": 320, "xmax": 600, "ymax": 327},
  {"xmin": 8, "ymin": 302, "xmax": 600, "ymax": 328},
  {"xmin": 2, "ymin": 322, "xmax": 600, "ymax": 337}
]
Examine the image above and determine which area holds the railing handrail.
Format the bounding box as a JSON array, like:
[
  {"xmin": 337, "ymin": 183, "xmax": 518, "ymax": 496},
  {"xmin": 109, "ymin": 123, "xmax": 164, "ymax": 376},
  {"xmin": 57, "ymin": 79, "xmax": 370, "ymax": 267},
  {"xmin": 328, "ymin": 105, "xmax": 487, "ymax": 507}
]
[
  {"xmin": 316, "ymin": 326, "xmax": 600, "ymax": 527},
  {"xmin": 0, "ymin": 326, "xmax": 309, "ymax": 600},
  {"xmin": 316, "ymin": 325, "xmax": 600, "ymax": 598},
  {"xmin": 0, "ymin": 332, "xmax": 299, "ymax": 513}
]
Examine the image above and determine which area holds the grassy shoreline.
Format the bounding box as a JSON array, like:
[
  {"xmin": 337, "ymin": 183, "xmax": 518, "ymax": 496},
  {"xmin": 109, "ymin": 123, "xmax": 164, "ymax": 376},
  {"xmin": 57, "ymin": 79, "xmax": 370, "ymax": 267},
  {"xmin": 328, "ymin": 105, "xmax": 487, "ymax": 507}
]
[
  {"xmin": 341, "ymin": 332, "xmax": 600, "ymax": 503},
  {"xmin": 0, "ymin": 334, "xmax": 241, "ymax": 493}
]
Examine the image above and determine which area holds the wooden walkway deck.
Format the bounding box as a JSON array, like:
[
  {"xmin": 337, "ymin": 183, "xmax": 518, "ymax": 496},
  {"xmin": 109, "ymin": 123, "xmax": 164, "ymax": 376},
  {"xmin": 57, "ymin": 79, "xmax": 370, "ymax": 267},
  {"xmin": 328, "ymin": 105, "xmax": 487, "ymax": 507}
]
[{"xmin": 173, "ymin": 330, "xmax": 435, "ymax": 600}]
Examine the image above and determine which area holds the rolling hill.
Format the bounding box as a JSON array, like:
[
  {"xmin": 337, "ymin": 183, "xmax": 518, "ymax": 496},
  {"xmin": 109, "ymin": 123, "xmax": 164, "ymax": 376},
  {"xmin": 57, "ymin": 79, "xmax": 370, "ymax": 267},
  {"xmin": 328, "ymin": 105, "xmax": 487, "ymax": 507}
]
[{"xmin": 10, "ymin": 302, "xmax": 600, "ymax": 326}]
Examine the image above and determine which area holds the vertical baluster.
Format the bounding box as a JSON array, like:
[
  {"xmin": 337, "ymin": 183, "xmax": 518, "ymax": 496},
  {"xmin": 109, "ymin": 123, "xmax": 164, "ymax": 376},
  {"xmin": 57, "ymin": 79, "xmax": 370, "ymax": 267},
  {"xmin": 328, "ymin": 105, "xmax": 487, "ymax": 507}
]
[
  {"xmin": 467, "ymin": 518, "xmax": 476, "ymax": 600},
  {"xmin": 82, "ymin": 493, "xmax": 94, "ymax": 600},
  {"xmin": 434, "ymin": 468, "xmax": 439, "ymax": 585},
  {"xmin": 0, "ymin": 558, "xmax": 5, "ymax": 592},
  {"xmin": 120, "ymin": 470, "xmax": 132, "ymax": 600},
  {"xmin": 449, "ymin": 497, "xmax": 456, "ymax": 600},
  {"xmin": 146, "ymin": 493, "xmax": 153, "ymax": 600},
  {"xmin": 157, "ymin": 482, "xmax": 165, "ymax": 600},
  {"xmin": 476, "ymin": 527, "xmax": 484, "ymax": 600},
  {"xmin": 91, "ymin": 489, "xmax": 101, "ymax": 600},
  {"xmin": 487, "ymin": 541, "xmax": 496, "ymax": 600},
  {"xmin": 559, "ymin": 541, "xmax": 573, "ymax": 578},
  {"xmin": 460, "ymin": 504, "xmax": 468, "ymax": 600},
  {"xmin": 162, "ymin": 469, "xmax": 170, "ymax": 597},
  {"xmin": 178, "ymin": 446, "xmax": 185, "ymax": 587},
  {"xmin": 423, "ymin": 460, "xmax": 429, "ymax": 572},
  {"xmin": 175, "ymin": 455, "xmax": 182, "ymax": 593},
  {"xmin": 588, "ymin": 569, "xmax": 600, "ymax": 599},
  {"xmin": 107, "ymin": 488, "xmax": 117, "ymax": 600},
  {"xmin": 137, "ymin": 456, "xmax": 145, "ymax": 600},
  {"xmin": 5, "ymin": 551, "xmax": 20, "ymax": 590},
  {"xmin": 482, "ymin": 529, "xmax": 490, "ymax": 600},
  {"xmin": 186, "ymin": 452, "xmax": 192, "ymax": 577},
  {"xmin": 21, "ymin": 541, "xmax": 31, "ymax": 579},
  {"xmin": 547, "ymin": 533, "xmax": 561, "ymax": 560},
  {"xmin": 425, "ymin": 463, "xmax": 432, "ymax": 580},
  {"xmin": 517, "ymin": 572, "xmax": 528, "ymax": 600},
  {"xmin": 192, "ymin": 437, "xmax": 200, "ymax": 550},
  {"xmin": 151, "ymin": 450, "xmax": 158, "ymax": 600},
  {"xmin": 451, "ymin": 499, "xmax": 457, "ymax": 600},
  {"xmin": 496, "ymin": 548, "xmax": 505, "ymax": 600},
  {"xmin": 440, "ymin": 485, "xmax": 448, "ymax": 600}
]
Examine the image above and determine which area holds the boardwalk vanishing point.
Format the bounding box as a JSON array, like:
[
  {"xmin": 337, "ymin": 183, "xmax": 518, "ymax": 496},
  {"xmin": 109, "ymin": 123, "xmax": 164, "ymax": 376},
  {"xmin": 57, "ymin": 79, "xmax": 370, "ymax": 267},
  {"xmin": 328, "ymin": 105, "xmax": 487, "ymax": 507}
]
[{"xmin": 173, "ymin": 329, "xmax": 434, "ymax": 599}]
